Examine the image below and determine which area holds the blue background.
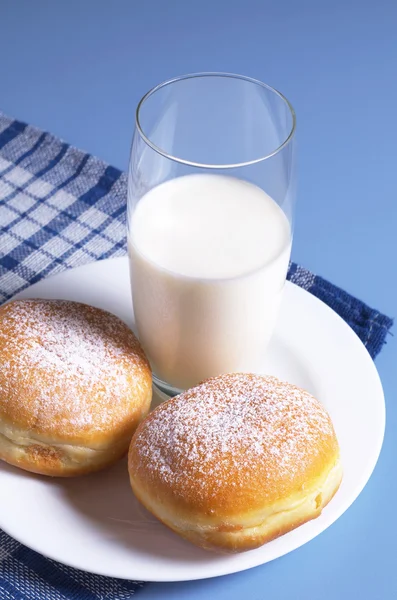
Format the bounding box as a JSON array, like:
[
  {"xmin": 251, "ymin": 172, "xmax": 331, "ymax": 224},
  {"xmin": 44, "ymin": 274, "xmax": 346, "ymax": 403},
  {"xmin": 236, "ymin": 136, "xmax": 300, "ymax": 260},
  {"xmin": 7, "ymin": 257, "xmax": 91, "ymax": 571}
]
[{"xmin": 1, "ymin": 0, "xmax": 396, "ymax": 598}]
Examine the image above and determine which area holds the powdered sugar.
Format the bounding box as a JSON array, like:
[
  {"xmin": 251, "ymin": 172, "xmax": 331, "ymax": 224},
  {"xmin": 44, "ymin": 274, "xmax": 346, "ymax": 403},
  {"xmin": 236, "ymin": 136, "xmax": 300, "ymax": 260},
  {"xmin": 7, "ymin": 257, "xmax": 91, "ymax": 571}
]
[
  {"xmin": 133, "ymin": 373, "xmax": 336, "ymax": 503},
  {"xmin": 0, "ymin": 300, "xmax": 150, "ymax": 438}
]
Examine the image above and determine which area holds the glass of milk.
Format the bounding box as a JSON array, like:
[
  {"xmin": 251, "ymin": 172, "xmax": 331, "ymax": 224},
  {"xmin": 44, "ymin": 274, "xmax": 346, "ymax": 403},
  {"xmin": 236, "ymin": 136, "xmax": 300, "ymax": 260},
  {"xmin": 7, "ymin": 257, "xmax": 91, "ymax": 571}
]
[{"xmin": 127, "ymin": 73, "xmax": 296, "ymax": 396}]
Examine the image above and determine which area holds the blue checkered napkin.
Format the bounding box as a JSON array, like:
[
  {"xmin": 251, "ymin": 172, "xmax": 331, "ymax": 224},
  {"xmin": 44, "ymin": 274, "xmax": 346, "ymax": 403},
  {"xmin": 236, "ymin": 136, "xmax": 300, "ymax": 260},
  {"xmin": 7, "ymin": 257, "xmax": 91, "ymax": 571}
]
[
  {"xmin": 287, "ymin": 264, "xmax": 393, "ymax": 359},
  {"xmin": 0, "ymin": 531, "xmax": 143, "ymax": 599},
  {"xmin": 0, "ymin": 113, "xmax": 128, "ymax": 306},
  {"xmin": 0, "ymin": 112, "xmax": 393, "ymax": 598}
]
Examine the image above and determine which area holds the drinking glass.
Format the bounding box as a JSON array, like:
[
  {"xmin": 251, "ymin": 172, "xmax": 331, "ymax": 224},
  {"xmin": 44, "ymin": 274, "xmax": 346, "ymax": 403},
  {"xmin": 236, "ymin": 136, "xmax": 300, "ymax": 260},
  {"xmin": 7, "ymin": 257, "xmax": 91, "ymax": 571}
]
[{"xmin": 127, "ymin": 73, "xmax": 296, "ymax": 396}]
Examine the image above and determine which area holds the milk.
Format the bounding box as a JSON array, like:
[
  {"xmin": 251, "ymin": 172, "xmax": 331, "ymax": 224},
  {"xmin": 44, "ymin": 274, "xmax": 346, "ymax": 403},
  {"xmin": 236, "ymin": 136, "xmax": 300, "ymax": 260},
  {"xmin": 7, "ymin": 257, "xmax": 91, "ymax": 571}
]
[{"xmin": 129, "ymin": 174, "xmax": 291, "ymax": 390}]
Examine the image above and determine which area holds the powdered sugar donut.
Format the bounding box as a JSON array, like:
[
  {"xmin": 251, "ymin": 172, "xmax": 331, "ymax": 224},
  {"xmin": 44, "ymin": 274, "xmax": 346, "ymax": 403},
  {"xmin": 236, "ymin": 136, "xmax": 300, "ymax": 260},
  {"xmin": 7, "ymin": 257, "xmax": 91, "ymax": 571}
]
[
  {"xmin": 128, "ymin": 373, "xmax": 342, "ymax": 553},
  {"xmin": 0, "ymin": 299, "xmax": 152, "ymax": 476}
]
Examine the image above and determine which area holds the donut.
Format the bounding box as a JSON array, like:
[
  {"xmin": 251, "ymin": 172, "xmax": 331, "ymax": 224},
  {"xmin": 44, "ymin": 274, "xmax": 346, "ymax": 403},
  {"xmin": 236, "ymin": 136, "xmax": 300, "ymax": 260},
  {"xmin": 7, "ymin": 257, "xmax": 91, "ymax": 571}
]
[
  {"xmin": 128, "ymin": 373, "xmax": 342, "ymax": 553},
  {"xmin": 0, "ymin": 299, "xmax": 152, "ymax": 477}
]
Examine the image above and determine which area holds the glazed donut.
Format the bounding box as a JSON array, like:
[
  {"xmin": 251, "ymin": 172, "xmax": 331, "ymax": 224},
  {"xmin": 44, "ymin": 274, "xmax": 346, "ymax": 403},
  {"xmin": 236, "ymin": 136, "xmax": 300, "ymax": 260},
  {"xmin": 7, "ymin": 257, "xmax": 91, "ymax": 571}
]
[
  {"xmin": 128, "ymin": 373, "xmax": 342, "ymax": 553},
  {"xmin": 0, "ymin": 299, "xmax": 152, "ymax": 476}
]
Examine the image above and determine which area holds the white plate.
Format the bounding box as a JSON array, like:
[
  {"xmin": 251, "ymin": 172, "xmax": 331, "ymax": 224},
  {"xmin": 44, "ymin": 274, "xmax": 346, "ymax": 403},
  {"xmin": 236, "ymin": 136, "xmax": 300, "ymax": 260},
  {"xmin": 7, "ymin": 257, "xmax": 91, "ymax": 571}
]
[{"xmin": 0, "ymin": 258, "xmax": 385, "ymax": 582}]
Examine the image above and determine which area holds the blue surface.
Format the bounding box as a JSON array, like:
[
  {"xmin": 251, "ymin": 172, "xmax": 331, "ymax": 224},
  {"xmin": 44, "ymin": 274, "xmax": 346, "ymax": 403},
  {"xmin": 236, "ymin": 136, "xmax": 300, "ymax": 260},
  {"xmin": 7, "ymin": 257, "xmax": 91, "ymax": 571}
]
[{"xmin": 1, "ymin": 0, "xmax": 396, "ymax": 598}]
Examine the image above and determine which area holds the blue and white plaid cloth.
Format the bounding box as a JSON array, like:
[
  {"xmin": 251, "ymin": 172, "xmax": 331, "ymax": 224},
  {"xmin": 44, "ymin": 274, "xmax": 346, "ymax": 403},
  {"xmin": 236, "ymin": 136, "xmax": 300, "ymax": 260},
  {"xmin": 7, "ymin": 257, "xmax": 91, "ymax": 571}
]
[{"xmin": 0, "ymin": 111, "xmax": 393, "ymax": 599}]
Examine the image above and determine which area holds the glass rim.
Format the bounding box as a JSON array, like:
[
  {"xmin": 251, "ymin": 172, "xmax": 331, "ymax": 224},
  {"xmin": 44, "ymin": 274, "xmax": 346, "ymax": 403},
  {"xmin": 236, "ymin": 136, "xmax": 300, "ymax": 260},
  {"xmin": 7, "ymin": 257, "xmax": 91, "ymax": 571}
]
[{"xmin": 135, "ymin": 72, "xmax": 296, "ymax": 169}]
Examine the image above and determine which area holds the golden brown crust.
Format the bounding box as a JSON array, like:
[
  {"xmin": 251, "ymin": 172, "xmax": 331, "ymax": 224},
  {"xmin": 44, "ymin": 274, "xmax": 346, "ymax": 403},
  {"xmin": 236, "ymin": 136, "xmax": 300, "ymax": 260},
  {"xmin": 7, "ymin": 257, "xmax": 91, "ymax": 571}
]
[
  {"xmin": 147, "ymin": 461, "xmax": 342, "ymax": 553},
  {"xmin": 0, "ymin": 299, "xmax": 152, "ymax": 476},
  {"xmin": 128, "ymin": 373, "xmax": 342, "ymax": 552},
  {"xmin": 0, "ymin": 426, "xmax": 133, "ymax": 477}
]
